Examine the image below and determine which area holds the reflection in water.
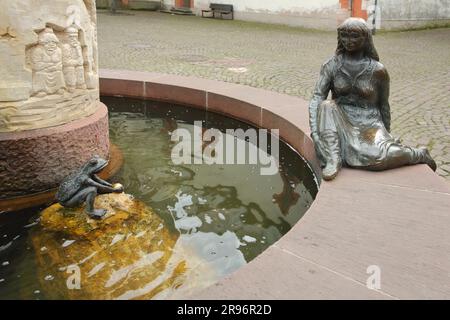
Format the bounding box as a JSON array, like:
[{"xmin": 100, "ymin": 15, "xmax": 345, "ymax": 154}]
[
  {"xmin": 273, "ymin": 168, "xmax": 301, "ymax": 215},
  {"xmin": 0, "ymin": 97, "xmax": 317, "ymax": 299}
]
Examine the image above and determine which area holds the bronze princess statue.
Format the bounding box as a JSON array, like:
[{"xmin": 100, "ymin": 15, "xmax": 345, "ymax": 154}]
[{"xmin": 309, "ymin": 18, "xmax": 436, "ymax": 181}]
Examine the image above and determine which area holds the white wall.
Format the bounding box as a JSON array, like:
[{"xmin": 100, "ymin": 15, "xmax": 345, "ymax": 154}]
[
  {"xmin": 160, "ymin": 0, "xmax": 450, "ymax": 29},
  {"xmin": 161, "ymin": 0, "xmax": 338, "ymax": 12},
  {"xmin": 162, "ymin": 0, "xmax": 175, "ymax": 8},
  {"xmin": 195, "ymin": 0, "xmax": 338, "ymax": 13},
  {"xmin": 381, "ymin": 0, "xmax": 450, "ymax": 19},
  {"xmin": 193, "ymin": 0, "xmax": 341, "ymax": 29},
  {"xmin": 379, "ymin": 0, "xmax": 450, "ymax": 29}
]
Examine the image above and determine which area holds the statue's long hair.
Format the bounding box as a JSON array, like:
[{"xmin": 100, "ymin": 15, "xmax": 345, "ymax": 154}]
[{"xmin": 336, "ymin": 18, "xmax": 379, "ymax": 61}]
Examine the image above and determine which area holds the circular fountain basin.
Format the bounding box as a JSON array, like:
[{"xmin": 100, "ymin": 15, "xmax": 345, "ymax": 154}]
[
  {"xmin": 97, "ymin": 70, "xmax": 450, "ymax": 300},
  {"xmin": 0, "ymin": 95, "xmax": 318, "ymax": 299},
  {"xmin": 1, "ymin": 70, "xmax": 448, "ymax": 300}
]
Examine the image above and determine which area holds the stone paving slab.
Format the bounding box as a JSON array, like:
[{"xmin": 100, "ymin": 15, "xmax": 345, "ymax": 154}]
[
  {"xmin": 275, "ymin": 167, "xmax": 450, "ymax": 299},
  {"xmin": 190, "ymin": 246, "xmax": 390, "ymax": 300},
  {"xmin": 192, "ymin": 168, "xmax": 450, "ymax": 299},
  {"xmin": 97, "ymin": 10, "xmax": 450, "ymax": 180}
]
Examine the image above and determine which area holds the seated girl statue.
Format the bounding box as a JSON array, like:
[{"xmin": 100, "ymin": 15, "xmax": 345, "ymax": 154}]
[{"xmin": 309, "ymin": 18, "xmax": 436, "ymax": 181}]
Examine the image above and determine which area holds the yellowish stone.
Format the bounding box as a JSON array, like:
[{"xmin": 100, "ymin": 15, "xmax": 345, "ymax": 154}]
[{"xmin": 32, "ymin": 193, "xmax": 193, "ymax": 299}]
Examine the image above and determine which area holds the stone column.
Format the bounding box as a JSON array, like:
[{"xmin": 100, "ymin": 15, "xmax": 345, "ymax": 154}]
[{"xmin": 0, "ymin": 0, "xmax": 109, "ymax": 199}]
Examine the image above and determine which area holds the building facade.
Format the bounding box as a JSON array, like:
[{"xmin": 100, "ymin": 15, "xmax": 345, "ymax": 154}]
[
  {"xmin": 165, "ymin": 0, "xmax": 450, "ymax": 30},
  {"xmin": 101, "ymin": 0, "xmax": 450, "ymax": 30}
]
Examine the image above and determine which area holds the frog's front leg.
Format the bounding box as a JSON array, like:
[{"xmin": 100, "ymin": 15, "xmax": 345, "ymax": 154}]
[
  {"xmin": 92, "ymin": 174, "xmax": 113, "ymax": 187},
  {"xmin": 86, "ymin": 178, "xmax": 117, "ymax": 194}
]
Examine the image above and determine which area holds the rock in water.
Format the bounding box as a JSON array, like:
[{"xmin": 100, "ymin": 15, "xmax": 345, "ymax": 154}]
[{"xmin": 31, "ymin": 193, "xmax": 193, "ymax": 299}]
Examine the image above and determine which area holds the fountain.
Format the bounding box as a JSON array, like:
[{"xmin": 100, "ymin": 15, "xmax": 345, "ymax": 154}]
[
  {"xmin": 1, "ymin": 5, "xmax": 447, "ymax": 299},
  {"xmin": 0, "ymin": 2, "xmax": 318, "ymax": 299}
]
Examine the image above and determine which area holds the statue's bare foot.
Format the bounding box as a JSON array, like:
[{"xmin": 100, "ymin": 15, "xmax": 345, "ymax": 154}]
[{"xmin": 88, "ymin": 209, "xmax": 107, "ymax": 219}]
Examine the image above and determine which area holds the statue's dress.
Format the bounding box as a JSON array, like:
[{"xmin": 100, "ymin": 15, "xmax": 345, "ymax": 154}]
[{"xmin": 310, "ymin": 55, "xmax": 426, "ymax": 170}]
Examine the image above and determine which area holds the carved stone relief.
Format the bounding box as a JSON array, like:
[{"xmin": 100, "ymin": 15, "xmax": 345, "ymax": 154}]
[
  {"xmin": 0, "ymin": 0, "xmax": 100, "ymax": 132},
  {"xmin": 62, "ymin": 25, "xmax": 87, "ymax": 92},
  {"xmin": 29, "ymin": 28, "xmax": 66, "ymax": 97}
]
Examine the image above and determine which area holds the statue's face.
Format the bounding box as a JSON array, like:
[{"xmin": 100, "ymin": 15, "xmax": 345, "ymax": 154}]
[
  {"xmin": 44, "ymin": 41, "xmax": 57, "ymax": 54},
  {"xmin": 69, "ymin": 34, "xmax": 78, "ymax": 47},
  {"xmin": 340, "ymin": 29, "xmax": 366, "ymax": 53}
]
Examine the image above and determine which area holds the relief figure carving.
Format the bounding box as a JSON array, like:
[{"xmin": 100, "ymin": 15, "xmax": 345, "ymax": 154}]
[
  {"xmin": 1, "ymin": 2, "xmax": 101, "ymax": 133},
  {"xmin": 62, "ymin": 26, "xmax": 86, "ymax": 92},
  {"xmin": 30, "ymin": 28, "xmax": 66, "ymax": 97}
]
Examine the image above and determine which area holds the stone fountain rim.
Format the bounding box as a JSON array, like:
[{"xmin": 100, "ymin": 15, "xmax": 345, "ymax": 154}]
[{"xmin": 99, "ymin": 69, "xmax": 450, "ymax": 300}]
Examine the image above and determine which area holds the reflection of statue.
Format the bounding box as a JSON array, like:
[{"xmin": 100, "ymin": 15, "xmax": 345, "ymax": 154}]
[
  {"xmin": 62, "ymin": 26, "xmax": 86, "ymax": 92},
  {"xmin": 30, "ymin": 28, "xmax": 65, "ymax": 97},
  {"xmin": 272, "ymin": 169, "xmax": 299, "ymax": 215},
  {"xmin": 55, "ymin": 155, "xmax": 124, "ymax": 219},
  {"xmin": 309, "ymin": 18, "xmax": 436, "ymax": 181}
]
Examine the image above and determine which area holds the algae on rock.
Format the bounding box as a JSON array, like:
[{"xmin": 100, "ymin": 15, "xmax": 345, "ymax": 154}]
[{"xmin": 32, "ymin": 193, "xmax": 191, "ymax": 299}]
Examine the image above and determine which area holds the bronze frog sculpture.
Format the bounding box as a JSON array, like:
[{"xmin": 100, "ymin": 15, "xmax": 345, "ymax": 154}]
[
  {"xmin": 309, "ymin": 18, "xmax": 436, "ymax": 181},
  {"xmin": 56, "ymin": 155, "xmax": 124, "ymax": 218}
]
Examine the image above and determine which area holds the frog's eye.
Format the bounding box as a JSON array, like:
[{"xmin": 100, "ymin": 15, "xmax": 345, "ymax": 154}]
[{"xmin": 89, "ymin": 158, "xmax": 98, "ymax": 165}]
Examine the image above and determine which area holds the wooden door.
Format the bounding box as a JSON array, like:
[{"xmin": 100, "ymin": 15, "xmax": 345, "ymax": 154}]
[{"xmin": 175, "ymin": 0, "xmax": 192, "ymax": 8}]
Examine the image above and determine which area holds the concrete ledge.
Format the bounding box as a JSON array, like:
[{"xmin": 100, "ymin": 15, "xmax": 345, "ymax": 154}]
[{"xmin": 99, "ymin": 69, "xmax": 450, "ymax": 299}]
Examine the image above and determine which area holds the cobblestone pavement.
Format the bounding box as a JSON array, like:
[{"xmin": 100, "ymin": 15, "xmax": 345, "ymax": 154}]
[{"xmin": 97, "ymin": 10, "xmax": 450, "ymax": 179}]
